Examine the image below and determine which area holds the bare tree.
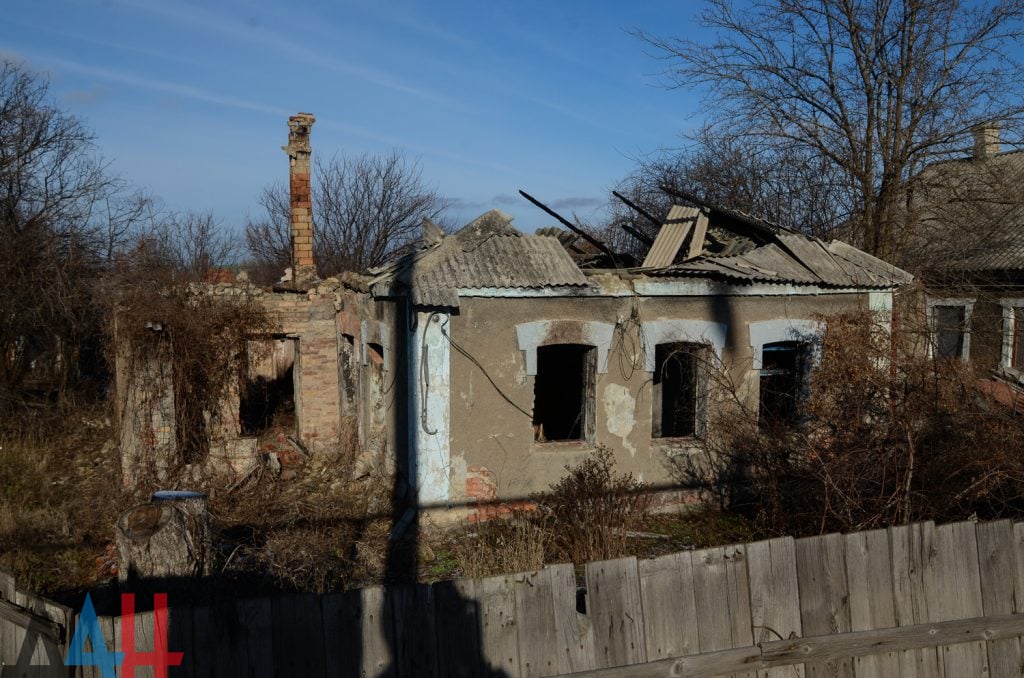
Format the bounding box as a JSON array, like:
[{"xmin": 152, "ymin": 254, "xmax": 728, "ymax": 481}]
[
  {"xmin": 245, "ymin": 150, "xmax": 450, "ymax": 280},
  {"xmin": 607, "ymin": 131, "xmax": 851, "ymax": 256},
  {"xmin": 639, "ymin": 0, "xmax": 1024, "ymax": 259},
  {"xmin": 145, "ymin": 210, "xmax": 240, "ymax": 280},
  {"xmin": 0, "ymin": 60, "xmax": 140, "ymax": 404}
]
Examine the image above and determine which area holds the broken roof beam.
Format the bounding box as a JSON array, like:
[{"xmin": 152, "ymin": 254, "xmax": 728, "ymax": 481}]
[
  {"xmin": 620, "ymin": 222, "xmax": 654, "ymax": 247},
  {"xmin": 518, "ymin": 189, "xmax": 621, "ymax": 266},
  {"xmin": 612, "ymin": 191, "xmax": 664, "ymax": 229},
  {"xmin": 659, "ymin": 185, "xmax": 780, "ymax": 243}
]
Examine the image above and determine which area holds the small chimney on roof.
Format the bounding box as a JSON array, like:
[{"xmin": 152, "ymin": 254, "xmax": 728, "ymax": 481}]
[
  {"xmin": 973, "ymin": 122, "xmax": 1001, "ymax": 159},
  {"xmin": 283, "ymin": 112, "xmax": 317, "ymax": 287}
]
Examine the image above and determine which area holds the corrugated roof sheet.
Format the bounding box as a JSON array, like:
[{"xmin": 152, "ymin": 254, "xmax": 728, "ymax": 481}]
[
  {"xmin": 642, "ymin": 205, "xmax": 698, "ymax": 268},
  {"xmin": 368, "ymin": 210, "xmax": 590, "ymax": 307},
  {"xmin": 911, "ymin": 149, "xmax": 1024, "ymax": 272},
  {"xmin": 641, "ymin": 231, "xmax": 912, "ymax": 288}
]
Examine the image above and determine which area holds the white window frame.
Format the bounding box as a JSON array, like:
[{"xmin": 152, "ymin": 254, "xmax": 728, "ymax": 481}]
[
  {"xmin": 926, "ymin": 297, "xmax": 975, "ymax": 361},
  {"xmin": 999, "ymin": 299, "xmax": 1024, "ymax": 373}
]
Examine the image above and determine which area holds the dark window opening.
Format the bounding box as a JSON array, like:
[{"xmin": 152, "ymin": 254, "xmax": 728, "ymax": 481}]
[
  {"xmin": 1013, "ymin": 309, "xmax": 1024, "ymax": 369},
  {"xmin": 653, "ymin": 343, "xmax": 708, "ymax": 438},
  {"xmin": 533, "ymin": 344, "xmax": 595, "ymax": 442},
  {"xmin": 934, "ymin": 305, "xmax": 967, "ymax": 359},
  {"xmin": 240, "ymin": 338, "xmax": 296, "ymax": 436},
  {"xmin": 759, "ymin": 341, "xmax": 807, "ymax": 429}
]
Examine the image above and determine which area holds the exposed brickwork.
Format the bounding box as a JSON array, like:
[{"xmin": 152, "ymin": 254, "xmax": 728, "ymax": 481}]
[{"xmin": 284, "ymin": 113, "xmax": 317, "ymax": 285}]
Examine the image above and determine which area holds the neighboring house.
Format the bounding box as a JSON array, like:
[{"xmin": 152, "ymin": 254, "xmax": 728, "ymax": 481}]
[
  {"xmin": 115, "ymin": 113, "xmax": 912, "ymax": 519},
  {"xmin": 907, "ymin": 125, "xmax": 1024, "ymax": 395}
]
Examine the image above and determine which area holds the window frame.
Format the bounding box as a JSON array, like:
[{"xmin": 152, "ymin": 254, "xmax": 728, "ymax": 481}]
[
  {"xmin": 531, "ymin": 343, "xmax": 597, "ymax": 444},
  {"xmin": 651, "ymin": 341, "xmax": 712, "ymax": 440},
  {"xmin": 999, "ymin": 299, "xmax": 1024, "ymax": 374},
  {"xmin": 757, "ymin": 340, "xmax": 810, "ymax": 429},
  {"xmin": 926, "ymin": 297, "xmax": 975, "ymax": 361}
]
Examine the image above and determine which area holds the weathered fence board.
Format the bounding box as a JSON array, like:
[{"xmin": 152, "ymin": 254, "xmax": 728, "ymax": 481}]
[
  {"xmin": 891, "ymin": 520, "xmax": 942, "ymax": 678},
  {"xmin": 747, "ymin": 537, "xmax": 804, "ymax": 678},
  {"xmin": 12, "ymin": 519, "xmax": 1024, "ymax": 677},
  {"xmin": 844, "ymin": 528, "xmax": 899, "ymax": 678},
  {"xmin": 479, "ymin": 574, "xmax": 520, "ymax": 676},
  {"xmin": 548, "ymin": 563, "xmax": 595, "ymax": 675},
  {"xmin": 976, "ymin": 519, "xmax": 1021, "ymax": 678},
  {"xmin": 434, "ymin": 577, "xmax": 482, "ymax": 678},
  {"xmin": 638, "ymin": 551, "xmax": 698, "ymax": 661},
  {"xmin": 931, "ymin": 520, "xmax": 988, "ymax": 676},
  {"xmin": 515, "ymin": 568, "xmax": 559, "ymax": 678},
  {"xmin": 392, "ymin": 584, "xmax": 440, "ymax": 678},
  {"xmin": 585, "ymin": 556, "xmax": 647, "ymax": 671},
  {"xmin": 795, "ymin": 533, "xmax": 852, "ymax": 678}
]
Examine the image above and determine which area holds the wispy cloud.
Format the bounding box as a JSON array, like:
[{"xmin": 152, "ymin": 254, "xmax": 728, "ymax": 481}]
[
  {"xmin": 64, "ymin": 83, "xmax": 109, "ymax": 106},
  {"xmin": 549, "ymin": 196, "xmax": 603, "ymax": 210},
  {"xmin": 115, "ymin": 0, "xmax": 463, "ymax": 109}
]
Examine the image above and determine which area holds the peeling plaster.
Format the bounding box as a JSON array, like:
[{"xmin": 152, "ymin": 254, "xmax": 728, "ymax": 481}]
[
  {"xmin": 641, "ymin": 319, "xmax": 727, "ymax": 371},
  {"xmin": 408, "ymin": 310, "xmax": 451, "ymax": 503},
  {"xmin": 515, "ymin": 320, "xmax": 614, "ymax": 375},
  {"xmin": 602, "ymin": 383, "xmax": 637, "ymax": 457},
  {"xmin": 748, "ymin": 318, "xmax": 823, "ymax": 369}
]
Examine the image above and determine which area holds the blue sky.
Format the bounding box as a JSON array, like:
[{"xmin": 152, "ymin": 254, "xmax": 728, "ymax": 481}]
[{"xmin": 1, "ymin": 0, "xmax": 705, "ymax": 234}]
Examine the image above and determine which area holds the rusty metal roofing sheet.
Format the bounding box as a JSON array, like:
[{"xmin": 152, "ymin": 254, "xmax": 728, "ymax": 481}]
[{"xmin": 642, "ymin": 205, "xmax": 699, "ymax": 268}]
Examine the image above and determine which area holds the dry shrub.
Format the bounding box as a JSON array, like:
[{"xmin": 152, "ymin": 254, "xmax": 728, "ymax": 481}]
[
  {"xmin": 0, "ymin": 407, "xmax": 126, "ymax": 596},
  {"xmin": 105, "ymin": 277, "xmax": 277, "ymax": 467},
  {"xmin": 535, "ymin": 446, "xmax": 651, "ymax": 564},
  {"xmin": 211, "ymin": 440, "xmax": 394, "ymax": 593},
  {"xmin": 698, "ymin": 309, "xmax": 1024, "ymax": 537},
  {"xmin": 451, "ymin": 512, "xmax": 547, "ymax": 579}
]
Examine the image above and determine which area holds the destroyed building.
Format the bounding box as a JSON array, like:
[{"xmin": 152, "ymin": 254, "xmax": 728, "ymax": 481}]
[{"xmin": 115, "ymin": 113, "xmax": 912, "ymax": 520}]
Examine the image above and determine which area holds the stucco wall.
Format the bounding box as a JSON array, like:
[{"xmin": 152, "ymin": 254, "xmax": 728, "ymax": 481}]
[{"xmin": 442, "ymin": 290, "xmax": 869, "ymax": 504}]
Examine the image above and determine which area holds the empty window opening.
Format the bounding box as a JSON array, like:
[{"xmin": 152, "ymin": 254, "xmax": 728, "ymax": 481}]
[
  {"xmin": 240, "ymin": 338, "xmax": 296, "ymax": 436},
  {"xmin": 933, "ymin": 305, "xmax": 968, "ymax": 359},
  {"xmin": 759, "ymin": 341, "xmax": 807, "ymax": 429},
  {"xmin": 339, "ymin": 333, "xmax": 357, "ymax": 416},
  {"xmin": 364, "ymin": 342, "xmax": 387, "ymax": 448},
  {"xmin": 1011, "ymin": 308, "xmax": 1024, "ymax": 370},
  {"xmin": 533, "ymin": 344, "xmax": 595, "ymax": 442},
  {"xmin": 653, "ymin": 343, "xmax": 708, "ymax": 438}
]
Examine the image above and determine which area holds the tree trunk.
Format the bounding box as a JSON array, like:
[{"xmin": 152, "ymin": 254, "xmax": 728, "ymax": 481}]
[{"xmin": 116, "ymin": 490, "xmax": 211, "ymax": 583}]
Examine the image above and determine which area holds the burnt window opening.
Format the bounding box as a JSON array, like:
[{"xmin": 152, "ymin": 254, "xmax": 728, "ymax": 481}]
[
  {"xmin": 933, "ymin": 305, "xmax": 968, "ymax": 360},
  {"xmin": 533, "ymin": 344, "xmax": 595, "ymax": 442},
  {"xmin": 240, "ymin": 338, "xmax": 296, "ymax": 436},
  {"xmin": 759, "ymin": 341, "xmax": 808, "ymax": 429},
  {"xmin": 339, "ymin": 333, "xmax": 357, "ymax": 416},
  {"xmin": 653, "ymin": 343, "xmax": 709, "ymax": 439}
]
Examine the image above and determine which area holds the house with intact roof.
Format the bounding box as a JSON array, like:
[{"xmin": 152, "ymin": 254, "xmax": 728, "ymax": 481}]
[{"xmin": 903, "ymin": 124, "xmax": 1024, "ymax": 406}]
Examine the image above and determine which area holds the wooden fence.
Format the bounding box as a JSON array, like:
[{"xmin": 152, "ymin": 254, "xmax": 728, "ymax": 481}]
[{"xmin": 5, "ymin": 519, "xmax": 1024, "ymax": 676}]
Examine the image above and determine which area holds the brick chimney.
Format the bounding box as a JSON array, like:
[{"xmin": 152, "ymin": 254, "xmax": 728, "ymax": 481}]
[
  {"xmin": 283, "ymin": 112, "xmax": 317, "ymax": 287},
  {"xmin": 973, "ymin": 122, "xmax": 1001, "ymax": 159}
]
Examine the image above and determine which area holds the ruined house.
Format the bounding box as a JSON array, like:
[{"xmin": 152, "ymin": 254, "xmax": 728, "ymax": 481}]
[{"xmin": 115, "ymin": 113, "xmax": 912, "ymax": 519}]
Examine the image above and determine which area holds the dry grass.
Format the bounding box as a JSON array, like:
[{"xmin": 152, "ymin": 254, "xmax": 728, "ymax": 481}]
[
  {"xmin": 0, "ymin": 406, "xmax": 128, "ymax": 597},
  {"xmin": 450, "ymin": 512, "xmax": 547, "ymax": 579}
]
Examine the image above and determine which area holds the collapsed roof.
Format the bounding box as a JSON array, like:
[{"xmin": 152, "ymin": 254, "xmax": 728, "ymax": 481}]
[{"xmin": 365, "ymin": 198, "xmax": 911, "ymax": 308}]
